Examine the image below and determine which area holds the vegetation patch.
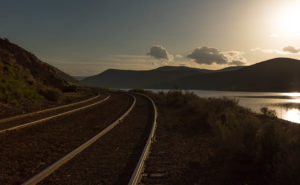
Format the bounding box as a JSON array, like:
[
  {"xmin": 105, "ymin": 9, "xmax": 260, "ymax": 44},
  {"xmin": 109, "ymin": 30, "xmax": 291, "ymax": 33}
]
[
  {"xmin": 39, "ymin": 87, "xmax": 62, "ymax": 102},
  {"xmin": 0, "ymin": 61, "xmax": 41, "ymax": 103},
  {"xmin": 0, "ymin": 39, "xmax": 99, "ymax": 118},
  {"xmin": 134, "ymin": 90, "xmax": 300, "ymax": 185}
]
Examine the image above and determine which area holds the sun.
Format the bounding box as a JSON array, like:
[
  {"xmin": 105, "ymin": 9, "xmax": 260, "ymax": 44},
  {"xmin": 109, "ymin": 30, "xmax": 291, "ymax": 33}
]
[{"xmin": 273, "ymin": 2, "xmax": 300, "ymax": 38}]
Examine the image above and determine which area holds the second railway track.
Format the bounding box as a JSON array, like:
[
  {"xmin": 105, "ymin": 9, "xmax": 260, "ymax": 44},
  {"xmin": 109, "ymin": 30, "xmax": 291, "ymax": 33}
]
[
  {"xmin": 0, "ymin": 94, "xmax": 101, "ymax": 124},
  {"xmin": 25, "ymin": 93, "xmax": 156, "ymax": 185},
  {"xmin": 0, "ymin": 93, "xmax": 132, "ymax": 185},
  {"xmin": 0, "ymin": 94, "xmax": 109, "ymax": 133}
]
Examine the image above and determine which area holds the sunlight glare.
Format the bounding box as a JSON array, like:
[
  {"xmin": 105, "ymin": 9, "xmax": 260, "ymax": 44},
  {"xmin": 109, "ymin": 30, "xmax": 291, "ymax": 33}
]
[
  {"xmin": 287, "ymin": 99, "xmax": 300, "ymax": 104},
  {"xmin": 283, "ymin": 108, "xmax": 300, "ymax": 123},
  {"xmin": 273, "ymin": 3, "xmax": 300, "ymax": 38},
  {"xmin": 283, "ymin": 92, "xmax": 300, "ymax": 97}
]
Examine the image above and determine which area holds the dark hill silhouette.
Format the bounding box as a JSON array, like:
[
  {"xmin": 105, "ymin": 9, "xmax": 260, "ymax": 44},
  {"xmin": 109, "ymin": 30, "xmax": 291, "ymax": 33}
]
[
  {"xmin": 74, "ymin": 76, "xmax": 88, "ymax": 81},
  {"xmin": 0, "ymin": 38, "xmax": 80, "ymax": 102},
  {"xmin": 0, "ymin": 38, "xmax": 80, "ymax": 88},
  {"xmin": 82, "ymin": 58, "xmax": 300, "ymax": 91},
  {"xmin": 82, "ymin": 65, "xmax": 244, "ymax": 89},
  {"xmin": 82, "ymin": 67, "xmax": 201, "ymax": 89},
  {"xmin": 82, "ymin": 65, "xmax": 216, "ymax": 89},
  {"xmin": 157, "ymin": 58, "xmax": 300, "ymax": 91},
  {"xmin": 154, "ymin": 66, "xmax": 210, "ymax": 72}
]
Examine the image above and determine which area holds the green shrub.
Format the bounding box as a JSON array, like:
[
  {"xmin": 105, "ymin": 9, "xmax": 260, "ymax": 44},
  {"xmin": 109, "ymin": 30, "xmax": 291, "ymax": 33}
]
[
  {"xmin": 260, "ymin": 107, "xmax": 277, "ymax": 118},
  {"xmin": 40, "ymin": 87, "xmax": 62, "ymax": 101},
  {"xmin": 151, "ymin": 90, "xmax": 300, "ymax": 184},
  {"xmin": 0, "ymin": 77, "xmax": 40, "ymax": 103}
]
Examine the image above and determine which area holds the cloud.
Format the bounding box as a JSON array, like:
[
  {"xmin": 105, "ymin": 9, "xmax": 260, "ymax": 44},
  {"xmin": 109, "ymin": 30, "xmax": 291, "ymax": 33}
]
[
  {"xmin": 250, "ymin": 48, "xmax": 285, "ymax": 54},
  {"xmin": 187, "ymin": 47, "xmax": 246, "ymax": 66},
  {"xmin": 187, "ymin": 47, "xmax": 227, "ymax": 64},
  {"xmin": 283, "ymin": 46, "xmax": 300, "ymax": 53},
  {"xmin": 222, "ymin": 51, "xmax": 247, "ymax": 64},
  {"xmin": 228, "ymin": 60, "xmax": 245, "ymax": 66},
  {"xmin": 251, "ymin": 47, "xmax": 300, "ymax": 55},
  {"xmin": 175, "ymin": 54, "xmax": 183, "ymax": 58},
  {"xmin": 269, "ymin": 33, "xmax": 279, "ymax": 38},
  {"xmin": 147, "ymin": 45, "xmax": 173, "ymax": 61}
]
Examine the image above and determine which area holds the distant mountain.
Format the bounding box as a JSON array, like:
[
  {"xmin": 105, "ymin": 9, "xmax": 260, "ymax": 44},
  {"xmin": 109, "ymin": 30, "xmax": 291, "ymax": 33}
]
[
  {"xmin": 157, "ymin": 58, "xmax": 300, "ymax": 92},
  {"xmin": 0, "ymin": 38, "xmax": 80, "ymax": 102},
  {"xmin": 82, "ymin": 66, "xmax": 206, "ymax": 89},
  {"xmin": 82, "ymin": 58, "xmax": 300, "ymax": 92},
  {"xmin": 153, "ymin": 66, "xmax": 210, "ymax": 72},
  {"xmin": 74, "ymin": 76, "xmax": 88, "ymax": 81},
  {"xmin": 217, "ymin": 66, "xmax": 245, "ymax": 72},
  {"xmin": 82, "ymin": 65, "xmax": 244, "ymax": 89}
]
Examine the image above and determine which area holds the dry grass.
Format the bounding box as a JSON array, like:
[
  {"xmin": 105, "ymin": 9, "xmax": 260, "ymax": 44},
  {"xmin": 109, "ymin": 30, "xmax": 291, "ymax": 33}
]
[{"xmin": 132, "ymin": 89, "xmax": 300, "ymax": 185}]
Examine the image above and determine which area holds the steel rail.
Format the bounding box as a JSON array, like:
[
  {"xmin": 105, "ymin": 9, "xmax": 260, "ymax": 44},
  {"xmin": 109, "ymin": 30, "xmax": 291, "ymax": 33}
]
[
  {"xmin": 0, "ymin": 94, "xmax": 111, "ymax": 134},
  {"xmin": 22, "ymin": 94, "xmax": 136, "ymax": 185},
  {"xmin": 128, "ymin": 93, "xmax": 158, "ymax": 185},
  {"xmin": 0, "ymin": 94, "xmax": 101, "ymax": 124}
]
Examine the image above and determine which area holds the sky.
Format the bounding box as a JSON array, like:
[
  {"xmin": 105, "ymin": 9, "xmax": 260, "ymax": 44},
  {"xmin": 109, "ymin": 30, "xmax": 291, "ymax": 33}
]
[{"xmin": 1, "ymin": 0, "xmax": 300, "ymax": 76}]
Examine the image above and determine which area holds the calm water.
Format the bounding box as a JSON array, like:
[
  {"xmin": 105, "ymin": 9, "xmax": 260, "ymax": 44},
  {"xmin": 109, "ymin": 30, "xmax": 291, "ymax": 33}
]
[{"xmin": 149, "ymin": 89, "xmax": 300, "ymax": 123}]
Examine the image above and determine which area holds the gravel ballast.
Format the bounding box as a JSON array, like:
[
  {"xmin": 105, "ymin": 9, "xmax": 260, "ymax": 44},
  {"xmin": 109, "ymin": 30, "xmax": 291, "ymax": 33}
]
[
  {"xmin": 0, "ymin": 94, "xmax": 106, "ymax": 131},
  {"xmin": 0, "ymin": 93, "xmax": 132, "ymax": 185},
  {"xmin": 39, "ymin": 94, "xmax": 153, "ymax": 185}
]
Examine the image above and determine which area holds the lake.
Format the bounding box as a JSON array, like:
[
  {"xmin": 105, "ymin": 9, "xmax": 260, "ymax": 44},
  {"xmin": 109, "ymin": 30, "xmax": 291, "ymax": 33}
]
[{"xmin": 149, "ymin": 89, "xmax": 300, "ymax": 124}]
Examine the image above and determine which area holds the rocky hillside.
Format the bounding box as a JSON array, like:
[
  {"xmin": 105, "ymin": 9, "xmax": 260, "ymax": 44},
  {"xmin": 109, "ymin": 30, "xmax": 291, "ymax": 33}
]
[{"xmin": 0, "ymin": 38, "xmax": 80, "ymax": 103}]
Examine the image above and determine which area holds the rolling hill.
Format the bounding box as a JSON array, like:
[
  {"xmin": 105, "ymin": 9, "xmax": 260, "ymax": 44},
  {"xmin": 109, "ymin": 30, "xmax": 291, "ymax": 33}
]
[
  {"xmin": 0, "ymin": 38, "xmax": 80, "ymax": 103},
  {"xmin": 169, "ymin": 58, "xmax": 300, "ymax": 91},
  {"xmin": 82, "ymin": 66, "xmax": 208, "ymax": 89},
  {"xmin": 82, "ymin": 58, "xmax": 300, "ymax": 92},
  {"xmin": 82, "ymin": 65, "xmax": 243, "ymax": 89}
]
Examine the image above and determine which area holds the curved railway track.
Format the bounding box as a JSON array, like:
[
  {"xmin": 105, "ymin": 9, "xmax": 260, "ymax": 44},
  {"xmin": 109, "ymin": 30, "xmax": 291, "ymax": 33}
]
[
  {"xmin": 22, "ymin": 93, "xmax": 137, "ymax": 185},
  {"xmin": 129, "ymin": 93, "xmax": 158, "ymax": 185},
  {"xmin": 0, "ymin": 93, "xmax": 133, "ymax": 184},
  {"xmin": 0, "ymin": 94, "xmax": 110, "ymax": 134},
  {"xmin": 22, "ymin": 93, "xmax": 157, "ymax": 185},
  {"xmin": 0, "ymin": 94, "xmax": 100, "ymax": 124},
  {"xmin": 0, "ymin": 92, "xmax": 158, "ymax": 185}
]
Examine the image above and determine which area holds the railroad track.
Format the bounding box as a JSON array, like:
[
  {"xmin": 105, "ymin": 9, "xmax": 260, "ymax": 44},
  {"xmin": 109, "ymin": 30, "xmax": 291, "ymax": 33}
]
[
  {"xmin": 0, "ymin": 94, "xmax": 110, "ymax": 134},
  {"xmin": 129, "ymin": 93, "xmax": 158, "ymax": 185},
  {"xmin": 0, "ymin": 93, "xmax": 132, "ymax": 184},
  {"xmin": 22, "ymin": 93, "xmax": 137, "ymax": 185},
  {"xmin": 0, "ymin": 92, "xmax": 158, "ymax": 184},
  {"xmin": 0, "ymin": 94, "xmax": 100, "ymax": 124},
  {"xmin": 12, "ymin": 93, "xmax": 157, "ymax": 185}
]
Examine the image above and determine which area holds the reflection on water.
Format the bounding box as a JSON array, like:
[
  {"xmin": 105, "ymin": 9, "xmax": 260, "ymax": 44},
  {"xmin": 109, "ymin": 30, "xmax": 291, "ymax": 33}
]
[
  {"xmin": 283, "ymin": 92, "xmax": 300, "ymax": 97},
  {"xmin": 283, "ymin": 108, "xmax": 300, "ymax": 123},
  {"xmin": 148, "ymin": 89, "xmax": 300, "ymax": 124},
  {"xmin": 288, "ymin": 99, "xmax": 300, "ymax": 103},
  {"xmin": 191, "ymin": 90, "xmax": 300, "ymax": 124}
]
